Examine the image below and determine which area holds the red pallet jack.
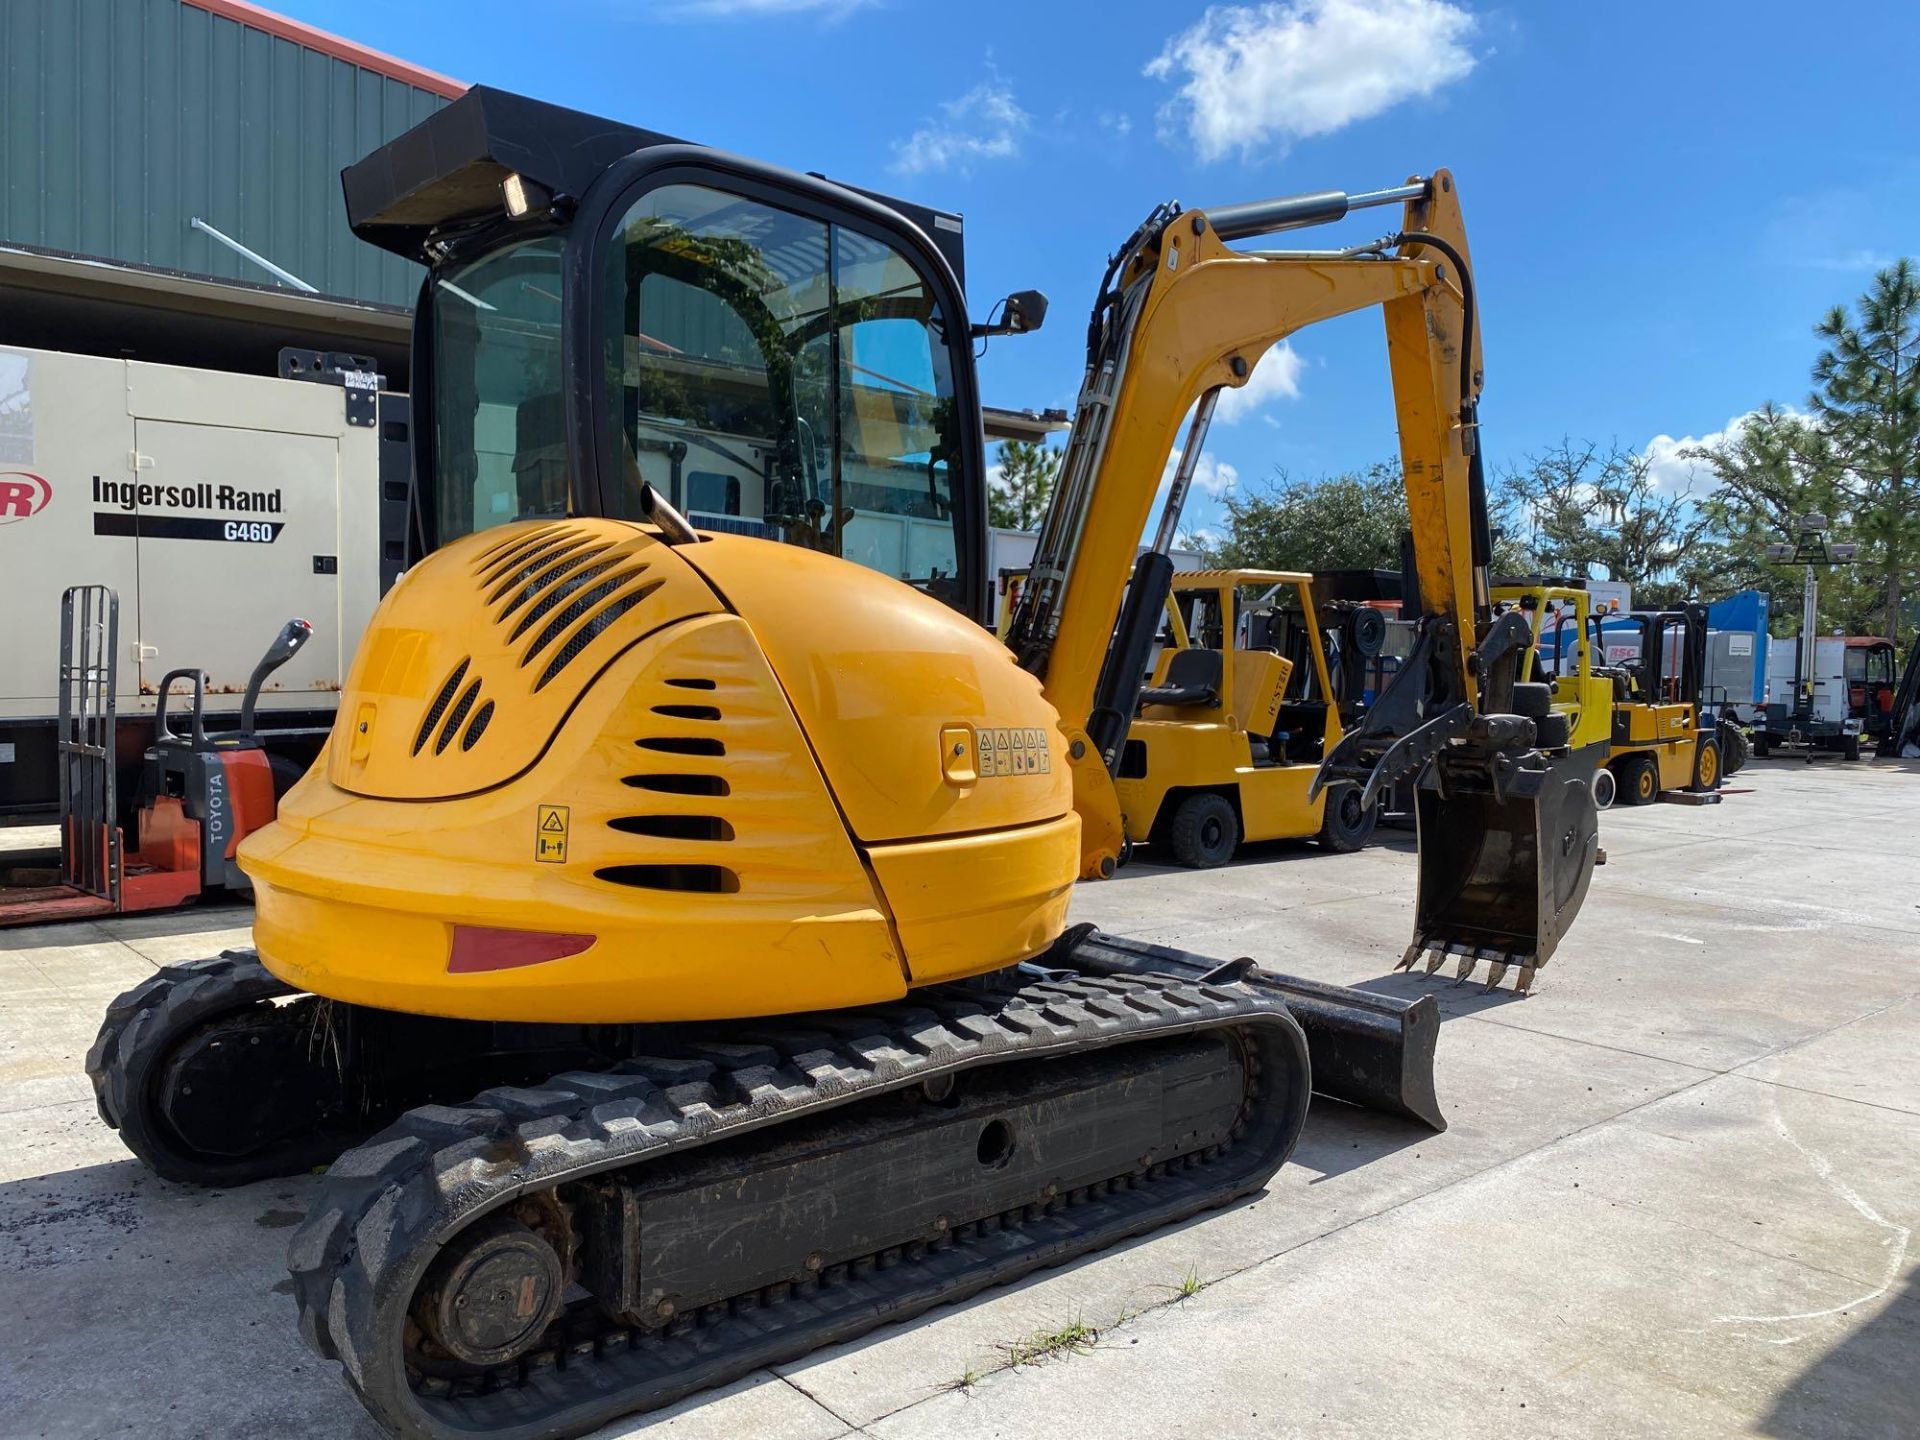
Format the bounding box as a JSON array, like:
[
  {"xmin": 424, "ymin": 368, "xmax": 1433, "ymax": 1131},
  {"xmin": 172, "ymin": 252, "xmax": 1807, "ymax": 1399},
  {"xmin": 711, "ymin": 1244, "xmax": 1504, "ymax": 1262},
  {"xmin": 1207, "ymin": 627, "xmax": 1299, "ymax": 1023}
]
[{"xmin": 1, "ymin": 585, "xmax": 311, "ymax": 927}]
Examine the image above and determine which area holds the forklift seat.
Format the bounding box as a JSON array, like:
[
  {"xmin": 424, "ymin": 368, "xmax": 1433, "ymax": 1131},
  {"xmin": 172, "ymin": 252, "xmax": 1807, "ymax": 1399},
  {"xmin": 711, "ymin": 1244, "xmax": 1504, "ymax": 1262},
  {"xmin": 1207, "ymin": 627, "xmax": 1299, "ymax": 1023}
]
[{"xmin": 1140, "ymin": 648, "xmax": 1222, "ymax": 708}]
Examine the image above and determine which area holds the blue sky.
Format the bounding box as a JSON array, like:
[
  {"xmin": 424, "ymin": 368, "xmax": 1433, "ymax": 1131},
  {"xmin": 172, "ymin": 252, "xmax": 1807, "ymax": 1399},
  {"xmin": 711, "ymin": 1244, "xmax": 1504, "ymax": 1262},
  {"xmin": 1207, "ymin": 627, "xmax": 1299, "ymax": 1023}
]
[{"xmin": 283, "ymin": 0, "xmax": 1916, "ymax": 538}]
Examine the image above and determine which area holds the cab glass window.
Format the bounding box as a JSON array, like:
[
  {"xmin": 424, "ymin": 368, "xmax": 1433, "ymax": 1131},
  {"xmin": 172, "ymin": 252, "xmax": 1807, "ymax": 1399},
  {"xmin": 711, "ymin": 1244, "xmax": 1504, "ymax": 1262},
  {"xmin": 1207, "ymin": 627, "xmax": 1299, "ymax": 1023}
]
[
  {"xmin": 430, "ymin": 235, "xmax": 567, "ymax": 542},
  {"xmin": 600, "ymin": 184, "xmax": 965, "ymax": 606}
]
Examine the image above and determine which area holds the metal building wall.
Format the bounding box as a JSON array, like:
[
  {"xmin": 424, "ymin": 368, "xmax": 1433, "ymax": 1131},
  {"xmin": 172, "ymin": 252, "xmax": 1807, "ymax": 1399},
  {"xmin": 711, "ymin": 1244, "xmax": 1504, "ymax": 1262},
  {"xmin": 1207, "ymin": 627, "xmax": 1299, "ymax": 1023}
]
[{"xmin": 1, "ymin": 0, "xmax": 453, "ymax": 306}]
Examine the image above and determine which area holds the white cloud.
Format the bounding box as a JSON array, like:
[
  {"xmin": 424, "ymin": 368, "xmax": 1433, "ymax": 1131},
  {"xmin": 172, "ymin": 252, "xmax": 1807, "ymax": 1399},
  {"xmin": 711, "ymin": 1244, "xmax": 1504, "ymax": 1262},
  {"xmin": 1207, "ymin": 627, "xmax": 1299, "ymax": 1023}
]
[
  {"xmin": 1145, "ymin": 0, "xmax": 1477, "ymax": 164},
  {"xmin": 657, "ymin": 0, "xmax": 873, "ymax": 17},
  {"xmin": 1641, "ymin": 408, "xmax": 1794, "ymax": 497},
  {"xmin": 1193, "ymin": 453, "xmax": 1241, "ymax": 497},
  {"xmin": 1213, "ymin": 341, "xmax": 1303, "ymax": 424},
  {"xmin": 891, "ymin": 79, "xmax": 1030, "ymax": 175},
  {"xmin": 1157, "ymin": 449, "xmax": 1240, "ymax": 503},
  {"xmin": 1098, "ymin": 111, "xmax": 1133, "ymax": 137}
]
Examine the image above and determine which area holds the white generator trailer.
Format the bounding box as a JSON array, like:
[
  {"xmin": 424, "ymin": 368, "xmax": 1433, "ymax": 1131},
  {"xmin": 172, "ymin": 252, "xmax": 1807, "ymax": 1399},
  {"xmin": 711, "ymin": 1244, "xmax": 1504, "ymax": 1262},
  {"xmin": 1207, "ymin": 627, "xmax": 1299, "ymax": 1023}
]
[{"xmin": 0, "ymin": 245, "xmax": 414, "ymax": 823}]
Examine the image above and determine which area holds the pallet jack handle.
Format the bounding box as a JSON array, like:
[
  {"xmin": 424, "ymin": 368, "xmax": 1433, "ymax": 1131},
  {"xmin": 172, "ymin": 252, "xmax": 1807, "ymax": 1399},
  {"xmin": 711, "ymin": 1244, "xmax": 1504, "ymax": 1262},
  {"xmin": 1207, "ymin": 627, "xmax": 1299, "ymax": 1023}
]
[
  {"xmin": 239, "ymin": 619, "xmax": 314, "ymax": 737},
  {"xmin": 153, "ymin": 670, "xmax": 209, "ymax": 746}
]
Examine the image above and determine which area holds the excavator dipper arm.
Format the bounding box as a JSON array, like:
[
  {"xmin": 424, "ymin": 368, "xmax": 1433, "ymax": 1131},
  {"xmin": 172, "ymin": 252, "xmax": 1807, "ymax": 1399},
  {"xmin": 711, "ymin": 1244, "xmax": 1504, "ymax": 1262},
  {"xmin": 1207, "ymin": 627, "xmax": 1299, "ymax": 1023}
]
[{"xmin": 1006, "ymin": 171, "xmax": 1600, "ymax": 989}]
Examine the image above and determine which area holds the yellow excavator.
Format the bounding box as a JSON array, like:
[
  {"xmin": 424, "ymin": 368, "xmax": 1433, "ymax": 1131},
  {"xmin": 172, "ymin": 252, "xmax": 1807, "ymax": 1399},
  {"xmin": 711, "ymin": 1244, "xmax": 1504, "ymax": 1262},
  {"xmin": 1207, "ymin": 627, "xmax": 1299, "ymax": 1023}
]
[{"xmin": 84, "ymin": 89, "xmax": 1599, "ymax": 1440}]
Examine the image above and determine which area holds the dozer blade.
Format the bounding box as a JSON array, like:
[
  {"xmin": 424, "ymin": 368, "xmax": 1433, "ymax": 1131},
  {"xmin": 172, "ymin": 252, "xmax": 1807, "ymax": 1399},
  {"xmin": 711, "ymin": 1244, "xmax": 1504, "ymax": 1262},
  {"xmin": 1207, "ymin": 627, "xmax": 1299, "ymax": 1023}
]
[
  {"xmin": 1408, "ymin": 743, "xmax": 1601, "ymax": 990},
  {"xmin": 1060, "ymin": 928, "xmax": 1445, "ymax": 1131}
]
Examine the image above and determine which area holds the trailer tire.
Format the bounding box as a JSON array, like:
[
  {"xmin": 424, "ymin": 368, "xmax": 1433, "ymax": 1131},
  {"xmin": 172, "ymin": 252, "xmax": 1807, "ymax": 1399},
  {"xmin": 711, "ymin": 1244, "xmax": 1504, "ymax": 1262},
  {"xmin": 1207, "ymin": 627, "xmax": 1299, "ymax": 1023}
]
[
  {"xmin": 1316, "ymin": 784, "xmax": 1378, "ymax": 854},
  {"xmin": 1689, "ymin": 738, "xmax": 1722, "ymax": 792},
  {"xmin": 1592, "ymin": 766, "xmax": 1616, "ymax": 810},
  {"xmin": 1718, "ymin": 723, "xmax": 1750, "ymax": 777},
  {"xmin": 1168, "ymin": 792, "xmax": 1240, "ymax": 869},
  {"xmin": 1752, "ymin": 735, "xmax": 1772, "ymax": 760},
  {"xmin": 1842, "ymin": 733, "xmax": 1862, "ymax": 762},
  {"xmin": 1619, "ymin": 755, "xmax": 1659, "ymax": 805}
]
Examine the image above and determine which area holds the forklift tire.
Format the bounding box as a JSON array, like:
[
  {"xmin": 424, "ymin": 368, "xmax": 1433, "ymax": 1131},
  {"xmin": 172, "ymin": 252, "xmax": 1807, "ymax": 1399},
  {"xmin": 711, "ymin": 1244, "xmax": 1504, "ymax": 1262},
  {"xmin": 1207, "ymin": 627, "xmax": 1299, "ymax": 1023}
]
[
  {"xmin": 1752, "ymin": 735, "xmax": 1772, "ymax": 760},
  {"xmin": 1718, "ymin": 723, "xmax": 1750, "ymax": 777},
  {"xmin": 1168, "ymin": 792, "xmax": 1240, "ymax": 868},
  {"xmin": 1842, "ymin": 733, "xmax": 1862, "ymax": 762},
  {"xmin": 1316, "ymin": 784, "xmax": 1378, "ymax": 854},
  {"xmin": 1619, "ymin": 755, "xmax": 1659, "ymax": 806},
  {"xmin": 1689, "ymin": 738, "xmax": 1722, "ymax": 792},
  {"xmin": 1592, "ymin": 766, "xmax": 1616, "ymax": 810}
]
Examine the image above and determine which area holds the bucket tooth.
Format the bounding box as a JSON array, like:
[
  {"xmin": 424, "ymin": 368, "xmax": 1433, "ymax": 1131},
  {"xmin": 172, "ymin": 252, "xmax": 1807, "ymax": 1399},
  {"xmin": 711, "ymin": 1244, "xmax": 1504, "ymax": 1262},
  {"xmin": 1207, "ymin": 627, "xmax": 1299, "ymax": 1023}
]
[
  {"xmin": 1514, "ymin": 963, "xmax": 1538, "ymax": 996},
  {"xmin": 1396, "ymin": 943, "xmax": 1422, "ymax": 973},
  {"xmin": 1482, "ymin": 961, "xmax": 1509, "ymax": 992},
  {"xmin": 1452, "ymin": 951, "xmax": 1477, "ymax": 982},
  {"xmin": 1423, "ymin": 950, "xmax": 1447, "ymax": 976}
]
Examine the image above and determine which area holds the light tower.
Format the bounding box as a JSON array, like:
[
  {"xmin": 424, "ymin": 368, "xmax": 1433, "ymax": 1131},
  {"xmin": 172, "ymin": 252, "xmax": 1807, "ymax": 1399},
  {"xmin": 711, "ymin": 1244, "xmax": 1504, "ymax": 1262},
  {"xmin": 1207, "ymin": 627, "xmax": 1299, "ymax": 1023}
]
[{"xmin": 1765, "ymin": 513, "xmax": 1857, "ymax": 722}]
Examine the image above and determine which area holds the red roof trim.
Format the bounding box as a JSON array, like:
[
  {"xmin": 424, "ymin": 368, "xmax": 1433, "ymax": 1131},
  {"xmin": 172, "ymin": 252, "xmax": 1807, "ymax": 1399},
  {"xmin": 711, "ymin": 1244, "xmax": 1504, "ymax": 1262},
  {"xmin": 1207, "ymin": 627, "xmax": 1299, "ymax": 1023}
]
[{"xmin": 180, "ymin": 0, "xmax": 469, "ymax": 99}]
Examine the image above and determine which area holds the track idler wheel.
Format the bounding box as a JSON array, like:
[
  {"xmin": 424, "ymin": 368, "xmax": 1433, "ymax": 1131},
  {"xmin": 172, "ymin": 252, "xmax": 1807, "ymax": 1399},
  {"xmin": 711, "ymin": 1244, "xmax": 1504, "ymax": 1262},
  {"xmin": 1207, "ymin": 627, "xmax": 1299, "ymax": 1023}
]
[
  {"xmin": 87, "ymin": 951, "xmax": 356, "ymax": 1185},
  {"xmin": 413, "ymin": 1216, "xmax": 568, "ymax": 1369}
]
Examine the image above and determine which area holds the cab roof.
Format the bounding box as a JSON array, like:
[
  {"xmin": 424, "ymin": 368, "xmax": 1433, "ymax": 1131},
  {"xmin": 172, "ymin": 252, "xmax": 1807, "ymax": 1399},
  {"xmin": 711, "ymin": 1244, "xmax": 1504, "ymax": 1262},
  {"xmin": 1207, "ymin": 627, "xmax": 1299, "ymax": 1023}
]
[{"xmin": 341, "ymin": 85, "xmax": 967, "ymax": 286}]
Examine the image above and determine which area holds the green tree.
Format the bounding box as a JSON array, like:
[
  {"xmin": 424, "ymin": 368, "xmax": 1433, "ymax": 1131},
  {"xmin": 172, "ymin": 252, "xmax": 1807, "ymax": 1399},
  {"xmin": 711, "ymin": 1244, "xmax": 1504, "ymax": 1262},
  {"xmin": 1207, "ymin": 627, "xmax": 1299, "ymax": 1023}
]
[
  {"xmin": 987, "ymin": 440, "xmax": 1061, "ymax": 530},
  {"xmin": 1810, "ymin": 258, "xmax": 1920, "ymax": 643},
  {"xmin": 1199, "ymin": 458, "xmax": 1535, "ymax": 581},
  {"xmin": 1203, "ymin": 462, "xmax": 1408, "ymax": 571},
  {"xmin": 1683, "ymin": 405, "xmax": 1876, "ymax": 635},
  {"xmin": 1503, "ymin": 439, "xmax": 1714, "ymax": 607}
]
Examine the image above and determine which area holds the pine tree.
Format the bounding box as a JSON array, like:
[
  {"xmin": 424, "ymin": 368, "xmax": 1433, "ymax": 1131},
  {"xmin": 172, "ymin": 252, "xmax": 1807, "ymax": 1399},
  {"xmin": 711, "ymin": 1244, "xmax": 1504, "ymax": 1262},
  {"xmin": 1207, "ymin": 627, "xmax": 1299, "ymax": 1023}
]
[
  {"xmin": 987, "ymin": 440, "xmax": 1061, "ymax": 531},
  {"xmin": 1686, "ymin": 406, "xmax": 1876, "ymax": 635},
  {"xmin": 1810, "ymin": 259, "xmax": 1920, "ymax": 643}
]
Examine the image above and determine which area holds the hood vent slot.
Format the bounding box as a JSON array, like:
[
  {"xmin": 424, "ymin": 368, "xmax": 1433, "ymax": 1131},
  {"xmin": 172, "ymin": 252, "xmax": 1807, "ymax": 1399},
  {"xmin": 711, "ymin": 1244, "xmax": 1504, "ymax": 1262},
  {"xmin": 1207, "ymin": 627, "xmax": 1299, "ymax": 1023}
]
[
  {"xmin": 492, "ymin": 542, "xmax": 611, "ymax": 617},
  {"xmin": 435, "ymin": 679, "xmax": 483, "ymax": 755},
  {"xmin": 636, "ymin": 736, "xmax": 724, "ymax": 757},
  {"xmin": 413, "ymin": 659, "xmax": 471, "ymax": 756},
  {"xmin": 622, "ymin": 773, "xmax": 729, "ymax": 796},
  {"xmin": 651, "ymin": 703, "xmax": 721, "ymax": 722},
  {"xmin": 531, "ymin": 580, "xmax": 665, "ymax": 693},
  {"xmin": 595, "ymin": 864, "xmax": 738, "ymax": 893},
  {"xmin": 461, "ymin": 700, "xmax": 496, "ymax": 752},
  {"xmin": 608, "ymin": 815, "xmax": 734, "ymax": 842}
]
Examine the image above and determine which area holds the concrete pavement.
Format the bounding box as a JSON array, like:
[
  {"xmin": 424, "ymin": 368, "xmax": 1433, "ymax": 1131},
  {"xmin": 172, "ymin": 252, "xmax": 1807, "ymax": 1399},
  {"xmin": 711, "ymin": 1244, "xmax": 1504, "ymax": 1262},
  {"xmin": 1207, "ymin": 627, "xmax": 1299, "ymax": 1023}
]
[{"xmin": 1, "ymin": 757, "xmax": 1914, "ymax": 1437}]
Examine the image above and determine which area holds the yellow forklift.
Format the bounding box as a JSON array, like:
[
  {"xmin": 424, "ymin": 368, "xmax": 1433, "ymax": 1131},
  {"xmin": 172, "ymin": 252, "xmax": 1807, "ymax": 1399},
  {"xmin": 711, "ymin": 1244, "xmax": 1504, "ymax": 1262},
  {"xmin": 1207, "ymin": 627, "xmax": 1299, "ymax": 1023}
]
[
  {"xmin": 1491, "ymin": 582, "xmax": 1614, "ymax": 757},
  {"xmin": 1591, "ymin": 605, "xmax": 1721, "ymax": 805},
  {"xmin": 1116, "ymin": 569, "xmax": 1379, "ymax": 866}
]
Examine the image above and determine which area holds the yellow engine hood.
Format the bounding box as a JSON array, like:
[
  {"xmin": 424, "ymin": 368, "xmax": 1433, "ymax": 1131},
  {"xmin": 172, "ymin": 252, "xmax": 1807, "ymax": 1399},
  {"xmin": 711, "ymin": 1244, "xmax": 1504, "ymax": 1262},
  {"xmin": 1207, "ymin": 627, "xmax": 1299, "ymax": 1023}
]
[{"xmin": 328, "ymin": 520, "xmax": 722, "ymax": 800}]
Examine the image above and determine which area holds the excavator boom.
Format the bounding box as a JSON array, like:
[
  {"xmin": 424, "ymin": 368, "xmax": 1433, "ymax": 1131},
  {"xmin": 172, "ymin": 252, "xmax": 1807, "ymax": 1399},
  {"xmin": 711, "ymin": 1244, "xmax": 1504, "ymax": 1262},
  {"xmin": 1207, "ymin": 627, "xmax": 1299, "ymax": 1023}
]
[{"xmin": 1008, "ymin": 170, "xmax": 1600, "ymax": 989}]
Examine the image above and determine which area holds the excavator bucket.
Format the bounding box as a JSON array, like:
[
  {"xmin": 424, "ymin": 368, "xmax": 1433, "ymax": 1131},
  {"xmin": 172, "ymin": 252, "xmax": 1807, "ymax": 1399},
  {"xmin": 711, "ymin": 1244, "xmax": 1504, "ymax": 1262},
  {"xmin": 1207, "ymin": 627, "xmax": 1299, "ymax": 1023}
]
[{"xmin": 1401, "ymin": 744, "xmax": 1602, "ymax": 992}]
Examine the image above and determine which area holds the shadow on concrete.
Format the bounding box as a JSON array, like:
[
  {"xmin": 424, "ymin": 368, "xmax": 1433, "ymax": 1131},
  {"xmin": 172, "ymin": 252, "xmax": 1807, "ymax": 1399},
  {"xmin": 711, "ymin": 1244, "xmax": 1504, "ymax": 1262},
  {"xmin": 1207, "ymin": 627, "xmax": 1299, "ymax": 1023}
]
[
  {"xmin": 0, "ymin": 1151, "xmax": 354, "ymax": 1439},
  {"xmin": 1288, "ymin": 1098, "xmax": 1434, "ymax": 1183},
  {"xmin": 1343, "ymin": 967, "xmax": 1531, "ymax": 1020},
  {"xmin": 1114, "ymin": 830, "xmax": 1411, "ymax": 881},
  {"xmin": 0, "ymin": 903, "xmax": 254, "ymax": 961},
  {"xmin": 1757, "ymin": 1263, "xmax": 1920, "ymax": 1438}
]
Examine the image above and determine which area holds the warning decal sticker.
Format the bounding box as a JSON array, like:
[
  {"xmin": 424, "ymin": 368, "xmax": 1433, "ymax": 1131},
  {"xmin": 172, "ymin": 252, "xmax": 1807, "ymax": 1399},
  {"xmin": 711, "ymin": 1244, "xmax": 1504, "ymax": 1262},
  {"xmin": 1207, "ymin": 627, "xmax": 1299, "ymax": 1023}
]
[
  {"xmin": 535, "ymin": 804, "xmax": 570, "ymax": 863},
  {"xmin": 975, "ymin": 727, "xmax": 1052, "ymax": 778}
]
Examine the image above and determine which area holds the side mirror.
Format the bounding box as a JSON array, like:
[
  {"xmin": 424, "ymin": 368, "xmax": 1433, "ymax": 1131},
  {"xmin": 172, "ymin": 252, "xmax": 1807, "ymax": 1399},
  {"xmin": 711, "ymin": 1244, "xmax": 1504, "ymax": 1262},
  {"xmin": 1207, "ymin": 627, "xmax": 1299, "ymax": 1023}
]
[{"xmin": 971, "ymin": 289, "xmax": 1048, "ymax": 340}]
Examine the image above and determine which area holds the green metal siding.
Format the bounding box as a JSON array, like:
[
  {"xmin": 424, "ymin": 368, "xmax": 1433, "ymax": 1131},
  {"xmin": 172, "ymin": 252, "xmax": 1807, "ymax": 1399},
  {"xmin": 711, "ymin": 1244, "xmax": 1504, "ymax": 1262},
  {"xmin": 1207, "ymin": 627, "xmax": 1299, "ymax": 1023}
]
[{"xmin": 2, "ymin": 0, "xmax": 450, "ymax": 305}]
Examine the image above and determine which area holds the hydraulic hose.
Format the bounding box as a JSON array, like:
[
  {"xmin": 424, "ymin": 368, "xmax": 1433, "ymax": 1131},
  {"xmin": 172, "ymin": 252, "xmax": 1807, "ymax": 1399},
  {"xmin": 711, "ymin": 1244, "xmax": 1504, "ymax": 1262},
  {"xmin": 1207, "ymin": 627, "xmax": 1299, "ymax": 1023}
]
[{"xmin": 1396, "ymin": 228, "xmax": 1490, "ymax": 569}]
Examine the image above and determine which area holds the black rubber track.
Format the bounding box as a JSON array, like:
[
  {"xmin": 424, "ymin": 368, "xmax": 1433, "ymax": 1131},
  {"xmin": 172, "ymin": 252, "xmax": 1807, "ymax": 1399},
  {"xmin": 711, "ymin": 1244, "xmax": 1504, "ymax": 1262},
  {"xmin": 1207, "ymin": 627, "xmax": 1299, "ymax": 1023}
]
[
  {"xmin": 289, "ymin": 970, "xmax": 1310, "ymax": 1440},
  {"xmin": 85, "ymin": 951, "xmax": 352, "ymax": 1186}
]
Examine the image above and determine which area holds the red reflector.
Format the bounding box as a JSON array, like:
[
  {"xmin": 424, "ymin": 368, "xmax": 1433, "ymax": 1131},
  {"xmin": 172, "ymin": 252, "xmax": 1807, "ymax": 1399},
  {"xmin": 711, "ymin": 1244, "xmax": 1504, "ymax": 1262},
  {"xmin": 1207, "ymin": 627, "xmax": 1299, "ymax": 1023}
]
[{"xmin": 448, "ymin": 926, "xmax": 595, "ymax": 973}]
